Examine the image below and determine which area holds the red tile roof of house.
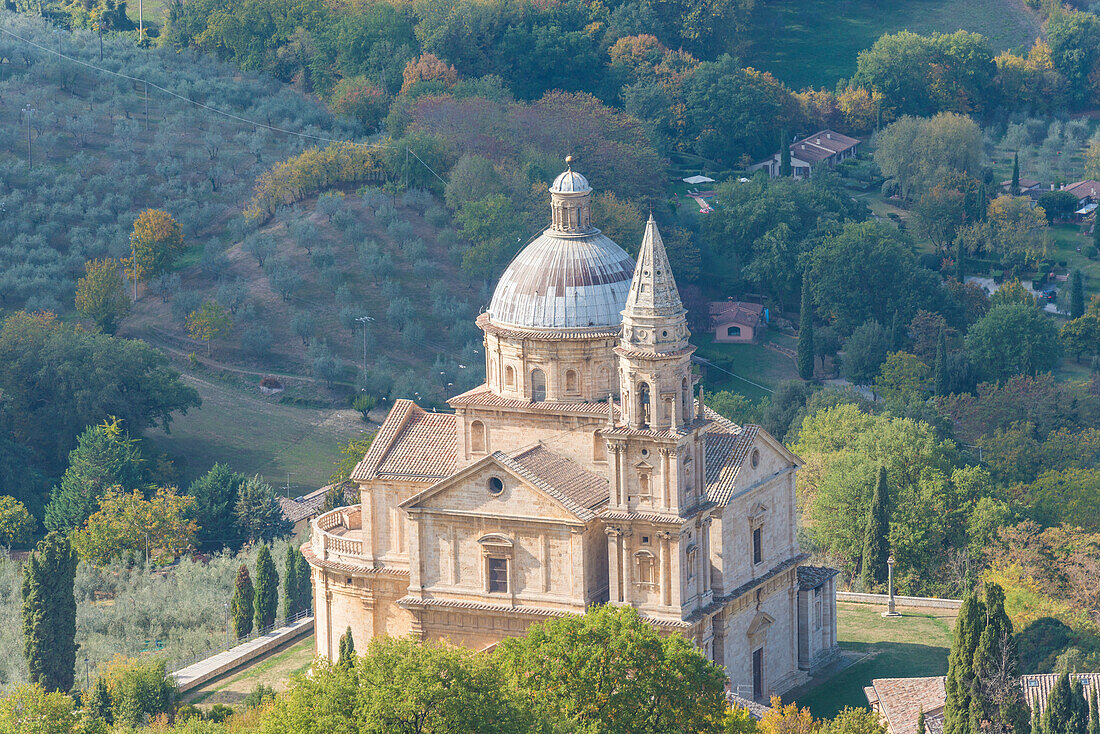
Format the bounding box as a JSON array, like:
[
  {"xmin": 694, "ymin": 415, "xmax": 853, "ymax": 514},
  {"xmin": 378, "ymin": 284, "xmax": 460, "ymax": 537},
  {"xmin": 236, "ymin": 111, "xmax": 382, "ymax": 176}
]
[
  {"xmin": 497, "ymin": 444, "xmax": 608, "ymax": 519},
  {"xmin": 709, "ymin": 301, "xmax": 765, "ymax": 328},
  {"xmin": 351, "ymin": 399, "xmax": 457, "ymax": 482},
  {"xmin": 790, "ymin": 130, "xmax": 860, "ymax": 163},
  {"xmin": 1063, "ymin": 180, "xmax": 1100, "ymax": 200},
  {"xmin": 868, "ymin": 677, "xmax": 946, "ymax": 734}
]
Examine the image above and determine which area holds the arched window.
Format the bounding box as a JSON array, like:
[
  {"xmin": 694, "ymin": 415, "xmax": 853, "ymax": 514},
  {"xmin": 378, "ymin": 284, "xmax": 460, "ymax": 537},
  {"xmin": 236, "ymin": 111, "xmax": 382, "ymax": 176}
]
[
  {"xmin": 638, "ymin": 472, "xmax": 651, "ymax": 500},
  {"xmin": 471, "ymin": 420, "xmax": 486, "ymax": 453},
  {"xmin": 565, "ymin": 369, "xmax": 578, "ymax": 394},
  {"xmin": 597, "ymin": 366, "xmax": 610, "ymax": 395},
  {"xmin": 638, "ymin": 382, "xmax": 651, "ymax": 426},
  {"xmin": 531, "ymin": 369, "xmax": 546, "ymax": 402},
  {"xmin": 635, "ymin": 551, "xmax": 656, "ymax": 585},
  {"xmin": 504, "ymin": 365, "xmax": 515, "ymax": 389}
]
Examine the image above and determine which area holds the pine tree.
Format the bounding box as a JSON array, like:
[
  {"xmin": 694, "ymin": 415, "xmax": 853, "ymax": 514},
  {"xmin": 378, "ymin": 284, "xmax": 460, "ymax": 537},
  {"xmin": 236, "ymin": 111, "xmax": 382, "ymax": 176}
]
[
  {"xmin": 337, "ymin": 626, "xmax": 355, "ymax": 668},
  {"xmin": 231, "ymin": 565, "xmax": 254, "ymax": 638},
  {"xmin": 1012, "ymin": 152, "xmax": 1020, "ymax": 196},
  {"xmin": 797, "ymin": 275, "xmax": 814, "ymax": 381},
  {"xmin": 21, "ymin": 532, "xmax": 78, "ymax": 691},
  {"xmin": 945, "ymin": 594, "xmax": 986, "ymax": 734},
  {"xmin": 294, "ymin": 549, "xmax": 312, "ymax": 614},
  {"xmin": 282, "ymin": 546, "xmax": 299, "ymax": 620},
  {"xmin": 254, "ymin": 544, "xmax": 279, "ymax": 631},
  {"xmin": 918, "ymin": 708, "xmax": 926, "ymax": 734},
  {"xmin": 1071, "ymin": 270, "xmax": 1085, "ymax": 319},
  {"xmin": 86, "ymin": 677, "xmax": 112, "ymax": 723},
  {"xmin": 935, "ymin": 330, "xmax": 950, "ymax": 397},
  {"xmin": 860, "ymin": 466, "xmax": 890, "ymax": 590}
]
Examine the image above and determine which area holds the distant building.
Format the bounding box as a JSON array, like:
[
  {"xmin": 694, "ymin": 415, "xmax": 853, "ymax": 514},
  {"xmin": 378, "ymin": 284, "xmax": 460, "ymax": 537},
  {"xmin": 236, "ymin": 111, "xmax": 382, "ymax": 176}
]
[
  {"xmin": 709, "ymin": 301, "xmax": 766, "ymax": 343},
  {"xmin": 754, "ymin": 130, "xmax": 861, "ymax": 179},
  {"xmin": 1062, "ymin": 180, "xmax": 1100, "ymax": 206},
  {"xmin": 279, "ymin": 485, "xmax": 355, "ymax": 535},
  {"xmin": 1001, "ymin": 177, "xmax": 1040, "ymax": 193},
  {"xmin": 866, "ymin": 673, "xmax": 1100, "ymax": 734}
]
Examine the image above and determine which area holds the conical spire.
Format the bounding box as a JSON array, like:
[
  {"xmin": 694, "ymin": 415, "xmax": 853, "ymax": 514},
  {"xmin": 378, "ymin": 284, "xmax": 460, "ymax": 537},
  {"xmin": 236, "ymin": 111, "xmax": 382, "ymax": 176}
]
[{"xmin": 623, "ymin": 215, "xmax": 683, "ymax": 318}]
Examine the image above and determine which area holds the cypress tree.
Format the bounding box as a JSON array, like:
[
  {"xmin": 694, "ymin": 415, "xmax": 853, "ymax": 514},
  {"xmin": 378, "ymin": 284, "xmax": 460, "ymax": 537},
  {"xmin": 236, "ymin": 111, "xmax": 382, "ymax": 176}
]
[
  {"xmin": 860, "ymin": 466, "xmax": 890, "ymax": 590},
  {"xmin": 1071, "ymin": 270, "xmax": 1085, "ymax": 319},
  {"xmin": 1012, "ymin": 152, "xmax": 1020, "ymax": 196},
  {"xmin": 86, "ymin": 677, "xmax": 112, "ymax": 723},
  {"xmin": 231, "ymin": 565, "xmax": 254, "ymax": 638},
  {"xmin": 1089, "ymin": 685, "xmax": 1098, "ymax": 734},
  {"xmin": 282, "ymin": 546, "xmax": 299, "ymax": 620},
  {"xmin": 955, "ymin": 233, "xmax": 966, "ymax": 281},
  {"xmin": 918, "ymin": 708, "xmax": 926, "ymax": 734},
  {"xmin": 935, "ymin": 330, "xmax": 950, "ymax": 397},
  {"xmin": 254, "ymin": 544, "xmax": 279, "ymax": 630},
  {"xmin": 21, "ymin": 531, "xmax": 78, "ymax": 692},
  {"xmin": 1035, "ymin": 702, "xmax": 1044, "ymax": 734},
  {"xmin": 1094, "ymin": 217, "xmax": 1100, "ymax": 254},
  {"xmin": 890, "ymin": 310, "xmax": 903, "ymax": 350},
  {"xmin": 1046, "ymin": 673, "xmax": 1073, "ymax": 734},
  {"xmin": 945, "ymin": 594, "xmax": 987, "ymax": 734},
  {"xmin": 337, "ymin": 626, "xmax": 355, "ymax": 668},
  {"xmin": 780, "ymin": 131, "xmax": 792, "ymax": 177},
  {"xmin": 797, "ymin": 275, "xmax": 814, "ymax": 381},
  {"xmin": 1070, "ymin": 679, "xmax": 1090, "ymax": 734},
  {"xmin": 294, "ymin": 550, "xmax": 312, "ymax": 614}
]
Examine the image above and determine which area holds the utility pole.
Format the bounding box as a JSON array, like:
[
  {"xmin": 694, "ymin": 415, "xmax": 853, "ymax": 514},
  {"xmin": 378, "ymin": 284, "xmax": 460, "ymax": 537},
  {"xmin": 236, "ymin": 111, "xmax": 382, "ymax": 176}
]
[
  {"xmin": 138, "ymin": 0, "xmax": 144, "ymax": 38},
  {"xmin": 355, "ymin": 315, "xmax": 374, "ymax": 374},
  {"xmin": 21, "ymin": 107, "xmax": 34, "ymax": 170},
  {"xmin": 56, "ymin": 30, "xmax": 62, "ymax": 89},
  {"xmin": 285, "ymin": 472, "xmax": 294, "ymax": 499},
  {"xmin": 144, "ymin": 81, "xmax": 149, "ymax": 131}
]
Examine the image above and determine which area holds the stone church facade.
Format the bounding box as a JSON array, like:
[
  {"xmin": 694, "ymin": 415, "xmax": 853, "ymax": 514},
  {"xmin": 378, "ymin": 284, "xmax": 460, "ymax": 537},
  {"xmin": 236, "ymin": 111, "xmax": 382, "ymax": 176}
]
[{"xmin": 304, "ymin": 164, "xmax": 839, "ymax": 701}]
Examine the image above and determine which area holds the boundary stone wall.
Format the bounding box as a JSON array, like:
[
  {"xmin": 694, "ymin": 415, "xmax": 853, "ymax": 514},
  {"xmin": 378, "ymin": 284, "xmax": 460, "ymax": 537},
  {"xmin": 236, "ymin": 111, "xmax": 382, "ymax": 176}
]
[{"xmin": 836, "ymin": 591, "xmax": 962, "ymax": 610}]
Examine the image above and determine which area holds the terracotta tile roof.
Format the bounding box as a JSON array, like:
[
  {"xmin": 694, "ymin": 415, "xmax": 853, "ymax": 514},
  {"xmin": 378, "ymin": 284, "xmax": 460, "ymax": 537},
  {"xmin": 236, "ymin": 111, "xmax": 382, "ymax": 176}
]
[
  {"xmin": 798, "ymin": 565, "xmax": 839, "ymax": 590},
  {"xmin": 475, "ymin": 312, "xmax": 620, "ymax": 340},
  {"xmin": 790, "ymin": 129, "xmax": 860, "ymax": 163},
  {"xmin": 496, "ymin": 444, "xmax": 609, "ymax": 520},
  {"xmin": 279, "ymin": 484, "xmax": 357, "ymax": 524},
  {"xmin": 709, "ymin": 301, "xmax": 765, "ymax": 328},
  {"xmin": 351, "ymin": 399, "xmax": 457, "ymax": 482},
  {"xmin": 1063, "ymin": 180, "xmax": 1100, "ymax": 200},
  {"xmin": 1021, "ymin": 673, "xmax": 1100, "ymax": 715},
  {"xmin": 300, "ymin": 543, "xmax": 409, "ymax": 577},
  {"xmin": 449, "ymin": 384, "xmax": 622, "ymax": 417},
  {"xmin": 705, "ymin": 424, "xmax": 759, "ymax": 504},
  {"xmin": 868, "ymin": 677, "xmax": 946, "ymax": 734}
]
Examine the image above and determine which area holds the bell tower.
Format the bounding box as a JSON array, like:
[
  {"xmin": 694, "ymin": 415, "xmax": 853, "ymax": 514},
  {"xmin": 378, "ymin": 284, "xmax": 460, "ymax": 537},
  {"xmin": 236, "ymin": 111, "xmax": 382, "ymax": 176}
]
[{"xmin": 617, "ymin": 215, "xmax": 695, "ymax": 431}]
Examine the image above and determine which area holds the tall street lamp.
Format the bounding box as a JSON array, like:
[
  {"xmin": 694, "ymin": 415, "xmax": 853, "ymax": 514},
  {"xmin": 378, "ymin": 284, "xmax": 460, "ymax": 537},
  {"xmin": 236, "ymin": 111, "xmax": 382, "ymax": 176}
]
[{"xmin": 882, "ymin": 554, "xmax": 901, "ymax": 618}]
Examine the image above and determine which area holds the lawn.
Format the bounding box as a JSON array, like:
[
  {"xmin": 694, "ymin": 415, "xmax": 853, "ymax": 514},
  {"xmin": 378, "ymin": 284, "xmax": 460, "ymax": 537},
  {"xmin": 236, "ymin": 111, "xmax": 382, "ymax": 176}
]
[
  {"xmin": 745, "ymin": 0, "xmax": 1039, "ymax": 90},
  {"xmin": 788, "ymin": 602, "xmax": 955, "ymax": 719},
  {"xmin": 145, "ymin": 374, "xmax": 369, "ymax": 495},
  {"xmin": 185, "ymin": 634, "xmax": 316, "ymax": 707},
  {"xmin": 694, "ymin": 332, "xmax": 799, "ymax": 401}
]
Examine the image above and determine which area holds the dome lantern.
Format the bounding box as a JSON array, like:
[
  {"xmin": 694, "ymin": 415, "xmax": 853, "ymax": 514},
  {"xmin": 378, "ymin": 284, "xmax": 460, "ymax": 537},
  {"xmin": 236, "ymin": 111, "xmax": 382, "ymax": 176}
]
[{"xmin": 549, "ymin": 157, "xmax": 593, "ymax": 234}]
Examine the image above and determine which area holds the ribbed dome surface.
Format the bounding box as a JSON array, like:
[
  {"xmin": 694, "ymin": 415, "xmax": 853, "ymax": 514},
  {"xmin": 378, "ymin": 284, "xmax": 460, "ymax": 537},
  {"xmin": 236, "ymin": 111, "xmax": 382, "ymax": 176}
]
[
  {"xmin": 488, "ymin": 230, "xmax": 635, "ymax": 330},
  {"xmin": 551, "ymin": 169, "xmax": 591, "ymax": 193}
]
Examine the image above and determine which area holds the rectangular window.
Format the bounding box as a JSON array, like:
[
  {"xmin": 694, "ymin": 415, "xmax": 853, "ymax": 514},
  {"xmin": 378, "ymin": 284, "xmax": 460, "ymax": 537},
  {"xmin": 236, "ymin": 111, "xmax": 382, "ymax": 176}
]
[
  {"xmin": 488, "ymin": 558, "xmax": 508, "ymax": 593},
  {"xmin": 752, "ymin": 647, "xmax": 765, "ymax": 701},
  {"xmin": 752, "ymin": 527, "xmax": 763, "ymax": 565}
]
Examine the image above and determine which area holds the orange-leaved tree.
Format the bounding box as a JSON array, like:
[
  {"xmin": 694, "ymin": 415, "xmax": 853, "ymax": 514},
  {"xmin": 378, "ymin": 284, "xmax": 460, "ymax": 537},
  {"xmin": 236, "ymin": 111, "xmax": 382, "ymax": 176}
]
[{"xmin": 125, "ymin": 209, "xmax": 184, "ymax": 296}]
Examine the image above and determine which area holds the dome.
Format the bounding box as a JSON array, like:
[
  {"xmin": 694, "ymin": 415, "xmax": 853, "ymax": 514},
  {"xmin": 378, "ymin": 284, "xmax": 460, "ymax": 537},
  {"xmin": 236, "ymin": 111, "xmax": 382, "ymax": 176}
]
[
  {"xmin": 551, "ymin": 169, "xmax": 591, "ymax": 194},
  {"xmin": 487, "ymin": 230, "xmax": 635, "ymax": 330}
]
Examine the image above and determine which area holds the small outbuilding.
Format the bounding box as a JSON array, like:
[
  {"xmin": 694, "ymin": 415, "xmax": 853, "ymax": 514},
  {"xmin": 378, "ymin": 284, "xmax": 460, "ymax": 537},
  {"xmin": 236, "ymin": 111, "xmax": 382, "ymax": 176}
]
[{"xmin": 710, "ymin": 301, "xmax": 767, "ymax": 343}]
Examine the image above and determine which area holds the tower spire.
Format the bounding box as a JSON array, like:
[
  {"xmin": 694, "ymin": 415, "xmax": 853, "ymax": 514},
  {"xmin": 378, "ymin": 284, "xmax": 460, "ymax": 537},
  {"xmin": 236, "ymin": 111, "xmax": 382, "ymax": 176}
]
[{"xmin": 624, "ymin": 214, "xmax": 684, "ymax": 322}]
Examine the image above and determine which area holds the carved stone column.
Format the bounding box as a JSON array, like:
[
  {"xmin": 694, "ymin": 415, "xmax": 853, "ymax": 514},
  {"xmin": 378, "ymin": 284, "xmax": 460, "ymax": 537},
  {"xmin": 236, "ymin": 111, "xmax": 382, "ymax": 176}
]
[
  {"xmin": 606, "ymin": 526, "xmax": 622, "ymax": 603},
  {"xmin": 621, "ymin": 528, "xmax": 634, "ymax": 604},
  {"xmin": 659, "ymin": 447, "xmax": 673, "ymax": 510},
  {"xmin": 657, "ymin": 531, "xmax": 673, "ymax": 607}
]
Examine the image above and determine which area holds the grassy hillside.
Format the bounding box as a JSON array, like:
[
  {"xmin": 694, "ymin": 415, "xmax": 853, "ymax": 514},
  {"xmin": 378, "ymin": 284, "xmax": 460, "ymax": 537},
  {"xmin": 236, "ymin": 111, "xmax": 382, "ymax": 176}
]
[{"xmin": 746, "ymin": 0, "xmax": 1041, "ymax": 90}]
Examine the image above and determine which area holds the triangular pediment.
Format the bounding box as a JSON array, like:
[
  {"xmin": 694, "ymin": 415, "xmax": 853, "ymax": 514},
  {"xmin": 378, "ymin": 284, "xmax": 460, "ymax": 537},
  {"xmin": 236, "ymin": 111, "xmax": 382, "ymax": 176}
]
[
  {"xmin": 399, "ymin": 450, "xmax": 598, "ymax": 523},
  {"xmin": 747, "ymin": 611, "xmax": 775, "ymax": 638}
]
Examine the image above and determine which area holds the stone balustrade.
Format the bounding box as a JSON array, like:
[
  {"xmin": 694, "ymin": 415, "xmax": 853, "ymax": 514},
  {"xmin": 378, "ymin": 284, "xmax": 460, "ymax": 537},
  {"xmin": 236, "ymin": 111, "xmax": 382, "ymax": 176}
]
[{"xmin": 312, "ymin": 506, "xmax": 364, "ymax": 562}]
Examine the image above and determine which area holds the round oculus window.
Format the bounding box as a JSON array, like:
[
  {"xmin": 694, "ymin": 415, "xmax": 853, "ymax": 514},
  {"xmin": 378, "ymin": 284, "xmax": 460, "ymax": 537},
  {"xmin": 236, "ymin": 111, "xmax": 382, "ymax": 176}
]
[
  {"xmin": 750, "ymin": 449, "xmax": 760, "ymax": 469},
  {"xmin": 488, "ymin": 476, "xmax": 504, "ymax": 495}
]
